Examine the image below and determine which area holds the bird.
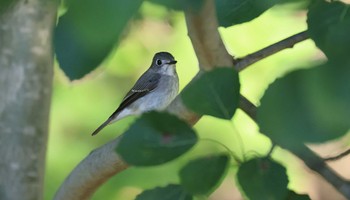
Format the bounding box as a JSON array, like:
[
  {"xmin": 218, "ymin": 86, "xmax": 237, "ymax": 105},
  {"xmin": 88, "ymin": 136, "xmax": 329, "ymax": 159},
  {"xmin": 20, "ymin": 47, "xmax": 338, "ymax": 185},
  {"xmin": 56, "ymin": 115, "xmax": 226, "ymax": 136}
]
[{"xmin": 92, "ymin": 52, "xmax": 179, "ymax": 136}]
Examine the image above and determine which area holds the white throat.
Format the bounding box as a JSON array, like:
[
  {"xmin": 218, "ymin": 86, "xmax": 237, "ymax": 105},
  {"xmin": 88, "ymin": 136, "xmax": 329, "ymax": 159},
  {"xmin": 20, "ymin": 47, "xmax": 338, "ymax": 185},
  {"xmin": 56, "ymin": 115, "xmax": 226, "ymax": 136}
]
[{"xmin": 159, "ymin": 64, "xmax": 176, "ymax": 76}]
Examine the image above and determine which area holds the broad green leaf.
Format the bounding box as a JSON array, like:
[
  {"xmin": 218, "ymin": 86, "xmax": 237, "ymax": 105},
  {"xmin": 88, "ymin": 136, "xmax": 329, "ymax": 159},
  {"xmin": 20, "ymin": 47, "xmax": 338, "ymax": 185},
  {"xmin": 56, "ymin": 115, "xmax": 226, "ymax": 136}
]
[
  {"xmin": 287, "ymin": 191, "xmax": 310, "ymax": 200},
  {"xmin": 237, "ymin": 158, "xmax": 289, "ymax": 200},
  {"xmin": 181, "ymin": 68, "xmax": 240, "ymax": 120},
  {"xmin": 136, "ymin": 184, "xmax": 192, "ymax": 200},
  {"xmin": 179, "ymin": 154, "xmax": 230, "ymax": 195},
  {"xmin": 54, "ymin": 0, "xmax": 142, "ymax": 80},
  {"xmin": 258, "ymin": 64, "xmax": 349, "ymax": 147},
  {"xmin": 215, "ymin": 0, "xmax": 279, "ymax": 27},
  {"xmin": 307, "ymin": 1, "xmax": 350, "ymax": 63},
  {"xmin": 116, "ymin": 112, "xmax": 197, "ymax": 166}
]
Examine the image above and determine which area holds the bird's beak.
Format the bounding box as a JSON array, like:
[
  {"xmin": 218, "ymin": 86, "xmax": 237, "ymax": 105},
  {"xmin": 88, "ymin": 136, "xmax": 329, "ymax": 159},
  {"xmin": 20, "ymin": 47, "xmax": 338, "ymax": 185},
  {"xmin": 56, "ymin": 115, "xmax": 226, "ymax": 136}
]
[{"xmin": 168, "ymin": 60, "xmax": 177, "ymax": 65}]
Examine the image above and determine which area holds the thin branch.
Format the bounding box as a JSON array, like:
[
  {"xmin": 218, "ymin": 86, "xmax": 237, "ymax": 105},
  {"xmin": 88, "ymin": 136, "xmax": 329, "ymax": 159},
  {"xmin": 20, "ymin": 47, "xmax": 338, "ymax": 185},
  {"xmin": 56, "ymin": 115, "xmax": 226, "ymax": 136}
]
[
  {"xmin": 238, "ymin": 95, "xmax": 256, "ymax": 120},
  {"xmin": 234, "ymin": 31, "xmax": 309, "ymax": 71},
  {"xmin": 324, "ymin": 148, "xmax": 350, "ymax": 162},
  {"xmin": 237, "ymin": 99, "xmax": 350, "ymax": 198},
  {"xmin": 286, "ymin": 144, "xmax": 350, "ymax": 198},
  {"xmin": 266, "ymin": 143, "xmax": 276, "ymax": 158}
]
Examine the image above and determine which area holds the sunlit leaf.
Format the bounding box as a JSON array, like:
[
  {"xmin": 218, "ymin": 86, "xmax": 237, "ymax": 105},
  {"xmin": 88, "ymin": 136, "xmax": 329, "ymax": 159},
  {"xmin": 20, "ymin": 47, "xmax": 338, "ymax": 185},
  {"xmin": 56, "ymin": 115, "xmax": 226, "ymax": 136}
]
[
  {"xmin": 258, "ymin": 64, "xmax": 350, "ymax": 147},
  {"xmin": 179, "ymin": 154, "xmax": 230, "ymax": 195},
  {"xmin": 54, "ymin": 0, "xmax": 142, "ymax": 80},
  {"xmin": 237, "ymin": 158, "xmax": 289, "ymax": 200},
  {"xmin": 116, "ymin": 112, "xmax": 197, "ymax": 166},
  {"xmin": 181, "ymin": 68, "xmax": 240, "ymax": 120},
  {"xmin": 136, "ymin": 184, "xmax": 192, "ymax": 200},
  {"xmin": 307, "ymin": 0, "xmax": 350, "ymax": 63}
]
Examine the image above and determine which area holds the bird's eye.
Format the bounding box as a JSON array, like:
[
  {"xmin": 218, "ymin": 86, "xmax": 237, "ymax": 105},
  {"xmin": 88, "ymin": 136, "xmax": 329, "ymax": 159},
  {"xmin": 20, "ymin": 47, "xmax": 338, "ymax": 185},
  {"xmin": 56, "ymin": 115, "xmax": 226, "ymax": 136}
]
[{"xmin": 156, "ymin": 59, "xmax": 162, "ymax": 66}]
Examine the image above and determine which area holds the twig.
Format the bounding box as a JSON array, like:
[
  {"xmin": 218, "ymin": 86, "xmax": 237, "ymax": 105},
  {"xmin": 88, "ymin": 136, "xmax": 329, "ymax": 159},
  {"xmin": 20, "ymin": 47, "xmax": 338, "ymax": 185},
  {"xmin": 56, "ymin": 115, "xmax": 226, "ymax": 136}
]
[
  {"xmin": 238, "ymin": 95, "xmax": 256, "ymax": 120},
  {"xmin": 324, "ymin": 148, "xmax": 350, "ymax": 162},
  {"xmin": 234, "ymin": 31, "xmax": 309, "ymax": 71},
  {"xmin": 285, "ymin": 144, "xmax": 350, "ymax": 198},
  {"xmin": 266, "ymin": 143, "xmax": 276, "ymax": 158}
]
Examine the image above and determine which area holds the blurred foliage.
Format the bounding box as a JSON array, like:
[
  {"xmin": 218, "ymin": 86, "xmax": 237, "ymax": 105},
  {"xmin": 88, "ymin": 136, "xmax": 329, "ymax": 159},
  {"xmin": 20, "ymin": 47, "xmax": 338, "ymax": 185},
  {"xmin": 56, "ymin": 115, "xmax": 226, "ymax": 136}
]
[
  {"xmin": 179, "ymin": 154, "xmax": 230, "ymax": 195},
  {"xmin": 136, "ymin": 184, "xmax": 192, "ymax": 200},
  {"xmin": 147, "ymin": 0, "xmax": 204, "ymax": 11},
  {"xmin": 116, "ymin": 112, "xmax": 197, "ymax": 166},
  {"xmin": 182, "ymin": 68, "xmax": 240, "ymax": 120},
  {"xmin": 54, "ymin": 0, "xmax": 142, "ymax": 80},
  {"xmin": 258, "ymin": 64, "xmax": 349, "ymax": 148},
  {"xmin": 237, "ymin": 158, "xmax": 289, "ymax": 200},
  {"xmin": 0, "ymin": 0, "xmax": 14, "ymax": 14},
  {"xmin": 46, "ymin": 0, "xmax": 350, "ymax": 199},
  {"xmin": 307, "ymin": 0, "xmax": 350, "ymax": 63},
  {"xmin": 215, "ymin": 0, "xmax": 280, "ymax": 27}
]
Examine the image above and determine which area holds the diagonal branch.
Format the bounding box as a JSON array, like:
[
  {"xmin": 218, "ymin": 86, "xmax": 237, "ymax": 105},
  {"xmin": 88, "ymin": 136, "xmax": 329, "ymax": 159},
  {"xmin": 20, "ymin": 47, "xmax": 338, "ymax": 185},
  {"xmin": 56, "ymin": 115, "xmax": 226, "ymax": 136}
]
[
  {"xmin": 234, "ymin": 30, "xmax": 309, "ymax": 71},
  {"xmin": 287, "ymin": 144, "xmax": 350, "ymax": 198}
]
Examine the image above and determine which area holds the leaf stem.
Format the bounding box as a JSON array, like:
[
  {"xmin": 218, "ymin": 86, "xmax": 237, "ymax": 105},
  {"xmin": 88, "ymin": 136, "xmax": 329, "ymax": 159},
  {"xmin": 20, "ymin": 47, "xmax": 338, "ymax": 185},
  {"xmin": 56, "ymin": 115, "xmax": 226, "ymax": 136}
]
[{"xmin": 200, "ymin": 138, "xmax": 242, "ymax": 164}]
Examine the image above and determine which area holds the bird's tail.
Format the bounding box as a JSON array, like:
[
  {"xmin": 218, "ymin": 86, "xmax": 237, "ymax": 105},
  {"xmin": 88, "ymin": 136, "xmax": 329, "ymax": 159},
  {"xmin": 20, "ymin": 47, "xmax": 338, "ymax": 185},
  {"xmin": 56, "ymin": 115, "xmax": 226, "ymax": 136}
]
[{"xmin": 91, "ymin": 119, "xmax": 112, "ymax": 136}]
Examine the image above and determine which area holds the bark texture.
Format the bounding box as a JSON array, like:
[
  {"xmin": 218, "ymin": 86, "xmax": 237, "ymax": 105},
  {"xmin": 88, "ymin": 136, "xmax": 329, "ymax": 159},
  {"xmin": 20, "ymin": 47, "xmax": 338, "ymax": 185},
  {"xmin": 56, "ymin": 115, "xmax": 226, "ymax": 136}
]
[{"xmin": 0, "ymin": 1, "xmax": 58, "ymax": 199}]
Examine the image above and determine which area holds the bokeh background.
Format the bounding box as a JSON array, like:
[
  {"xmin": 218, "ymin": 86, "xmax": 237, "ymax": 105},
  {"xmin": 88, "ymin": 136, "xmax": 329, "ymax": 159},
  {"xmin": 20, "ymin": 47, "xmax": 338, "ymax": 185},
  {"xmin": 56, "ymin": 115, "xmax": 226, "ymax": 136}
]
[{"xmin": 45, "ymin": 2, "xmax": 350, "ymax": 199}]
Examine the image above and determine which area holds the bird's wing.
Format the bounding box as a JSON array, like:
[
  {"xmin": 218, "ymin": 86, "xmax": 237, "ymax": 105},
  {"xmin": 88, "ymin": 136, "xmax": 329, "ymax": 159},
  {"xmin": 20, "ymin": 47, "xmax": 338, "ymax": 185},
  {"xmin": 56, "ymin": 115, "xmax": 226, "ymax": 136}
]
[
  {"xmin": 114, "ymin": 72, "xmax": 161, "ymax": 115},
  {"xmin": 92, "ymin": 72, "xmax": 161, "ymax": 136}
]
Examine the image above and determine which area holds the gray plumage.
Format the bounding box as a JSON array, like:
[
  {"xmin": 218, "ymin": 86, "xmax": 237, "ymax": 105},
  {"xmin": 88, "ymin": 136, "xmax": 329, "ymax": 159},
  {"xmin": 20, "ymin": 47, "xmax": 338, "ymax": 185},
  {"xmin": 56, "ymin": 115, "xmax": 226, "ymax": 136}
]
[{"xmin": 92, "ymin": 52, "xmax": 179, "ymax": 136}]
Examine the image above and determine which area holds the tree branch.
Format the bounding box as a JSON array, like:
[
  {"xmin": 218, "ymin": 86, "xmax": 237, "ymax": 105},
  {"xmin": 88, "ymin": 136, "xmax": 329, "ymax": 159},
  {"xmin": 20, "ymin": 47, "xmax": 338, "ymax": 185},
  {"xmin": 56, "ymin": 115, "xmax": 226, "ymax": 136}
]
[
  {"xmin": 184, "ymin": 0, "xmax": 233, "ymax": 70},
  {"xmin": 54, "ymin": 138, "xmax": 128, "ymax": 200},
  {"xmin": 234, "ymin": 31, "xmax": 309, "ymax": 71},
  {"xmin": 0, "ymin": 1, "xmax": 58, "ymax": 199},
  {"xmin": 286, "ymin": 144, "xmax": 350, "ymax": 198},
  {"xmin": 324, "ymin": 148, "xmax": 350, "ymax": 162}
]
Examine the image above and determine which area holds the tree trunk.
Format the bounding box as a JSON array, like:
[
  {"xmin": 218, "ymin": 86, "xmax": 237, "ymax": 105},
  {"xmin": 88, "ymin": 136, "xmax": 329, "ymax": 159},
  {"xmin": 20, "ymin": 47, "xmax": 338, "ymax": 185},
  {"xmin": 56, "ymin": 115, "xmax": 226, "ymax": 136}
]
[{"xmin": 0, "ymin": 0, "xmax": 58, "ymax": 199}]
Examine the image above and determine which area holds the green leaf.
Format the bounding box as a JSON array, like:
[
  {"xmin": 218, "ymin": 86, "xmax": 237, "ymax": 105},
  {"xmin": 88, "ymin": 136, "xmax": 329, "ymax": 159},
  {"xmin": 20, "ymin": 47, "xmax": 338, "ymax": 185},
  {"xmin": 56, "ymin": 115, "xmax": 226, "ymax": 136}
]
[
  {"xmin": 54, "ymin": 0, "xmax": 142, "ymax": 80},
  {"xmin": 237, "ymin": 158, "xmax": 289, "ymax": 200},
  {"xmin": 307, "ymin": 1, "xmax": 350, "ymax": 63},
  {"xmin": 286, "ymin": 190, "xmax": 310, "ymax": 200},
  {"xmin": 257, "ymin": 64, "xmax": 349, "ymax": 147},
  {"xmin": 147, "ymin": 0, "xmax": 203, "ymax": 11},
  {"xmin": 116, "ymin": 111, "xmax": 197, "ymax": 166},
  {"xmin": 179, "ymin": 154, "xmax": 230, "ymax": 195},
  {"xmin": 181, "ymin": 68, "xmax": 240, "ymax": 120},
  {"xmin": 215, "ymin": 0, "xmax": 279, "ymax": 27},
  {"xmin": 0, "ymin": 0, "xmax": 14, "ymax": 14},
  {"xmin": 136, "ymin": 184, "xmax": 192, "ymax": 200}
]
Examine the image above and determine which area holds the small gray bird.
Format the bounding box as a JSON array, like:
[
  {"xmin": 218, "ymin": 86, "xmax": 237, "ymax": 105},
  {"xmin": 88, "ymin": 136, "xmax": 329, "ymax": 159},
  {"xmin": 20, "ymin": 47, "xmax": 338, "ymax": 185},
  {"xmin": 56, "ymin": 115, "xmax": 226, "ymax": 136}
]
[{"xmin": 92, "ymin": 52, "xmax": 179, "ymax": 136}]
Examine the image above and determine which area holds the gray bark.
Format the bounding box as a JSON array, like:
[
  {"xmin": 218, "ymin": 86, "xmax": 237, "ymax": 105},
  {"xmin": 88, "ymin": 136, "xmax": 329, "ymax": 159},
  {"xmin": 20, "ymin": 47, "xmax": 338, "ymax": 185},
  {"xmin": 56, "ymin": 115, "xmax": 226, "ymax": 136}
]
[{"xmin": 0, "ymin": 1, "xmax": 58, "ymax": 200}]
